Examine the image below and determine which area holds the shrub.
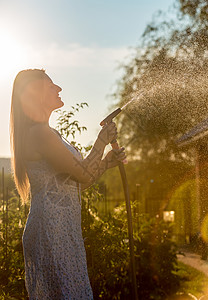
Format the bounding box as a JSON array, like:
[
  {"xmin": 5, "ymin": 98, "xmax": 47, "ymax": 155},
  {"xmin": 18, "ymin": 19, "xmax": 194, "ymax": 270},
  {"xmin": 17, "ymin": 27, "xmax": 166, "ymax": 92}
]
[{"xmin": 82, "ymin": 191, "xmax": 180, "ymax": 300}]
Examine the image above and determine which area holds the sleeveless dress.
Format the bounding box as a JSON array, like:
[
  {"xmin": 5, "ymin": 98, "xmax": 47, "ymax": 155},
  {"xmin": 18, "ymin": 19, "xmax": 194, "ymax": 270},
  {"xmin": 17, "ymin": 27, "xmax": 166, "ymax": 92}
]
[{"xmin": 22, "ymin": 134, "xmax": 93, "ymax": 300}]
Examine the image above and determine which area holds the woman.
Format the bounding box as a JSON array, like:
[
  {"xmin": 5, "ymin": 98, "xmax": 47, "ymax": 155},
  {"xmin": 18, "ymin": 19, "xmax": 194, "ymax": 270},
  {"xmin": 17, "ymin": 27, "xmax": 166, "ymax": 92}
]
[{"xmin": 10, "ymin": 69, "xmax": 126, "ymax": 299}]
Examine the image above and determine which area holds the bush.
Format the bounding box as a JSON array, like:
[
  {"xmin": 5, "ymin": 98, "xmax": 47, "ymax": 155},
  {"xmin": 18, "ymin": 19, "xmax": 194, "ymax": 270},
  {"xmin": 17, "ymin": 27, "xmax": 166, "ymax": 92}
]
[
  {"xmin": 136, "ymin": 216, "xmax": 180, "ymax": 299},
  {"xmin": 82, "ymin": 189, "xmax": 180, "ymax": 300},
  {"xmin": 0, "ymin": 192, "xmax": 28, "ymax": 299}
]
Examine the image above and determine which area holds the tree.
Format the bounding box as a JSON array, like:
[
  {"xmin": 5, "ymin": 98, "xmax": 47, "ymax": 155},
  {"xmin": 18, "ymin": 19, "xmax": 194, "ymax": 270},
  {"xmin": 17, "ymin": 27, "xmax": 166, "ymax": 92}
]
[
  {"xmin": 114, "ymin": 0, "xmax": 208, "ymax": 163},
  {"xmin": 101, "ymin": 0, "xmax": 208, "ymax": 222},
  {"xmin": 179, "ymin": 0, "xmax": 208, "ymax": 23}
]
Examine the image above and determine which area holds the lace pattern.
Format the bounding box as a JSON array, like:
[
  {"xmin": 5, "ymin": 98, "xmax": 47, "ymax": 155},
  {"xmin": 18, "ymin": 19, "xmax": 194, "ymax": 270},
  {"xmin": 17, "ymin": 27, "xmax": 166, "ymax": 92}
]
[{"xmin": 23, "ymin": 138, "xmax": 93, "ymax": 299}]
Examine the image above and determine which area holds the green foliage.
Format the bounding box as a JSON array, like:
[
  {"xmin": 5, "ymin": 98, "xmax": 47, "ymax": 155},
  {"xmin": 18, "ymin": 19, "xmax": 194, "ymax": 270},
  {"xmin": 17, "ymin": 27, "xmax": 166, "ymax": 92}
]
[
  {"xmin": 81, "ymin": 187, "xmax": 180, "ymax": 299},
  {"xmin": 113, "ymin": 0, "xmax": 208, "ymax": 166},
  {"xmin": 55, "ymin": 102, "xmax": 92, "ymax": 154},
  {"xmin": 136, "ymin": 216, "xmax": 180, "ymax": 299},
  {"xmin": 0, "ymin": 191, "xmax": 28, "ymax": 299}
]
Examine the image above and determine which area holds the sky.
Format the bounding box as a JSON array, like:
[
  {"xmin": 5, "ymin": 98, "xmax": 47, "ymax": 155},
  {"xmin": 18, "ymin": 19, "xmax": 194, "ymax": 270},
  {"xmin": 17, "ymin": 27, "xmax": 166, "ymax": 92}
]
[{"xmin": 0, "ymin": 0, "xmax": 175, "ymax": 157}]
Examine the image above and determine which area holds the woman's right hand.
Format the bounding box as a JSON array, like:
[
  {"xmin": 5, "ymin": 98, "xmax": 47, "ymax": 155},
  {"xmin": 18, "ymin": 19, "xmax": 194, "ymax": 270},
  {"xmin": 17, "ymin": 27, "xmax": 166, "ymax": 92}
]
[{"xmin": 97, "ymin": 122, "xmax": 118, "ymax": 145}]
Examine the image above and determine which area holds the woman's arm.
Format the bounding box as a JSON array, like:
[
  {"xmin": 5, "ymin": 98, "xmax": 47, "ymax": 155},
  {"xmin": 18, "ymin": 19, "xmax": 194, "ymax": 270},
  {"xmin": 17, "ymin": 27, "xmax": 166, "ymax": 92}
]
[
  {"xmin": 81, "ymin": 160, "xmax": 107, "ymax": 191},
  {"xmin": 81, "ymin": 147, "xmax": 126, "ymax": 191},
  {"xmin": 30, "ymin": 122, "xmax": 117, "ymax": 184}
]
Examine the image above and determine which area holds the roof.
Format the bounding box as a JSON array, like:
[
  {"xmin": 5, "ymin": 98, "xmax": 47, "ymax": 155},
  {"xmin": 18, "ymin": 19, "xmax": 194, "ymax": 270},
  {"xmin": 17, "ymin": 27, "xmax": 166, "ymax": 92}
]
[{"xmin": 177, "ymin": 117, "xmax": 208, "ymax": 147}]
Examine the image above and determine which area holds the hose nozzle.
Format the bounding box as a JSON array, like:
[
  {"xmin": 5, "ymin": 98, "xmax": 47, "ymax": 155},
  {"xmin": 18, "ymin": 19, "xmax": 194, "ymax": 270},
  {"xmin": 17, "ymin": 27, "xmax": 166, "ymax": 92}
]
[
  {"xmin": 100, "ymin": 108, "xmax": 122, "ymax": 126},
  {"xmin": 100, "ymin": 107, "xmax": 127, "ymax": 164}
]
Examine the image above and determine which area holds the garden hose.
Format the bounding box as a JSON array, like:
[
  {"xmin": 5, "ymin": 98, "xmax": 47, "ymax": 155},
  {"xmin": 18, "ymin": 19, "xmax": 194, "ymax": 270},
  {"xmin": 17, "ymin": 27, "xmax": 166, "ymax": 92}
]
[{"xmin": 100, "ymin": 110, "xmax": 138, "ymax": 300}]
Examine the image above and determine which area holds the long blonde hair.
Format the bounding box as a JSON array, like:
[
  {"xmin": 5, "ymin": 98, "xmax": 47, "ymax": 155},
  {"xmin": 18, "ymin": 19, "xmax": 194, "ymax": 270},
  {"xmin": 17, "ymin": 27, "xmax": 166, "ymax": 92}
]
[{"xmin": 10, "ymin": 69, "xmax": 46, "ymax": 202}]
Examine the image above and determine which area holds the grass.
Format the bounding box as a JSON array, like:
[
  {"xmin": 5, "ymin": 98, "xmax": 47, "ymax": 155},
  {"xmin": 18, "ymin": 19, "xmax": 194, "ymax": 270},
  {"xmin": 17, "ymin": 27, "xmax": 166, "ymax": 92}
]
[{"xmin": 175, "ymin": 261, "xmax": 208, "ymax": 298}]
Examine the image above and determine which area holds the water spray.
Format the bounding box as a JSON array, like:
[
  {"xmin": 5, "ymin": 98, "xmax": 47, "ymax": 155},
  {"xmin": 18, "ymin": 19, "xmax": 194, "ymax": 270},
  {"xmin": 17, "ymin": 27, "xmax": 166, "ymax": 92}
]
[
  {"xmin": 100, "ymin": 94, "xmax": 143, "ymax": 127},
  {"xmin": 100, "ymin": 95, "xmax": 140, "ymax": 300}
]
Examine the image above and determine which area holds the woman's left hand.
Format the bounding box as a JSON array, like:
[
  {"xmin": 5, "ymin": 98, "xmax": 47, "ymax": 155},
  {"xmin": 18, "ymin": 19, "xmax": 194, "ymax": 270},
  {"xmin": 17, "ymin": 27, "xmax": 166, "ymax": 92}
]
[{"xmin": 103, "ymin": 147, "xmax": 126, "ymax": 169}]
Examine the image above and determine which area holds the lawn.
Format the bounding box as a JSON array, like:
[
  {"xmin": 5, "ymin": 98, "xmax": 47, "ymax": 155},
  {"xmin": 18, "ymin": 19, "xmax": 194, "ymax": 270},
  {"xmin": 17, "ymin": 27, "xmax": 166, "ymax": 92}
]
[{"xmin": 175, "ymin": 261, "xmax": 208, "ymax": 298}]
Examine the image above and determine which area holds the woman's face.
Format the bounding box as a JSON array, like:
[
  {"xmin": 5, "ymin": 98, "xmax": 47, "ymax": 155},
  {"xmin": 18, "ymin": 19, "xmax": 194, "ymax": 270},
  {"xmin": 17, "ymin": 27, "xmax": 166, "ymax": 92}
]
[
  {"xmin": 20, "ymin": 74, "xmax": 63, "ymax": 122},
  {"xmin": 42, "ymin": 76, "xmax": 63, "ymax": 111}
]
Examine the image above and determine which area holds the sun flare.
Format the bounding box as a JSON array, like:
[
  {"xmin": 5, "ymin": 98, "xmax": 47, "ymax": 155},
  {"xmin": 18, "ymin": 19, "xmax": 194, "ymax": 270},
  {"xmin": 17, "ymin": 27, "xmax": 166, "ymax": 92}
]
[{"xmin": 0, "ymin": 30, "xmax": 28, "ymax": 80}]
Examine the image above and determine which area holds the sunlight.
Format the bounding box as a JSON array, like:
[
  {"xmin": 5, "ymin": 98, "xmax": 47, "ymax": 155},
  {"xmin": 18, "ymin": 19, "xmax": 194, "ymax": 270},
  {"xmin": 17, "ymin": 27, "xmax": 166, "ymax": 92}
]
[{"xmin": 0, "ymin": 30, "xmax": 28, "ymax": 81}]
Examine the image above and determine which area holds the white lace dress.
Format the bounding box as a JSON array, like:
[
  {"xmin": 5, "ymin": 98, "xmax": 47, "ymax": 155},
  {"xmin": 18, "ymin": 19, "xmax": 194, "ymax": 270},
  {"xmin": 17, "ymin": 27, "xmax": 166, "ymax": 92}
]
[{"xmin": 22, "ymin": 135, "xmax": 93, "ymax": 300}]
